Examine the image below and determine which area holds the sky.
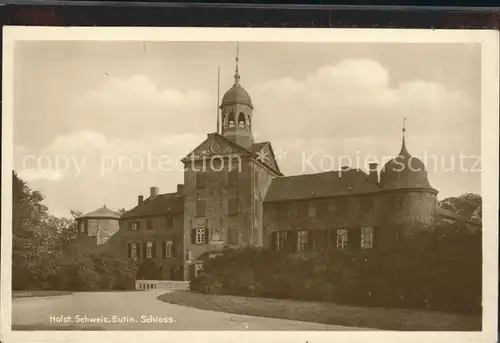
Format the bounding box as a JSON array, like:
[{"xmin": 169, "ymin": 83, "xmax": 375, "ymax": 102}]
[{"xmin": 13, "ymin": 41, "xmax": 481, "ymax": 217}]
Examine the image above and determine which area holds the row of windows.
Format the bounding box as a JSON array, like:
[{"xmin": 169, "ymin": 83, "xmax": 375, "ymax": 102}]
[
  {"xmin": 196, "ymin": 170, "xmax": 239, "ymax": 189},
  {"xmin": 195, "ymin": 198, "xmax": 238, "ymax": 217},
  {"xmin": 190, "ymin": 227, "xmax": 239, "ymax": 245},
  {"xmin": 273, "ymin": 227, "xmax": 374, "ymax": 253},
  {"xmin": 275, "ymin": 197, "xmax": 375, "ymax": 218},
  {"xmin": 129, "ymin": 216, "xmax": 174, "ymax": 231},
  {"xmin": 127, "ymin": 240, "xmax": 175, "ymax": 260}
]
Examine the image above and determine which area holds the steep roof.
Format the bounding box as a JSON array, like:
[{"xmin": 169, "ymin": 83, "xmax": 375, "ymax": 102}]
[
  {"xmin": 79, "ymin": 206, "xmax": 121, "ymax": 219},
  {"xmin": 121, "ymin": 193, "xmax": 184, "ymax": 219},
  {"xmin": 264, "ymin": 169, "xmax": 378, "ymax": 202}
]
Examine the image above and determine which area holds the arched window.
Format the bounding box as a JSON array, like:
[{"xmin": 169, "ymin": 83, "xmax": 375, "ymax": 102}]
[
  {"xmin": 228, "ymin": 111, "xmax": 235, "ymax": 128},
  {"xmin": 238, "ymin": 112, "xmax": 246, "ymax": 128}
]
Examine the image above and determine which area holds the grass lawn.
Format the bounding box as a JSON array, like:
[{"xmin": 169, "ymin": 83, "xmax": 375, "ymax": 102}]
[
  {"xmin": 158, "ymin": 291, "xmax": 481, "ymax": 331},
  {"xmin": 12, "ymin": 290, "xmax": 72, "ymax": 298}
]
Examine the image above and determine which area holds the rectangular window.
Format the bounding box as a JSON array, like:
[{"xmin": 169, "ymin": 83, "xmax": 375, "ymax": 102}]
[
  {"xmin": 166, "ymin": 216, "xmax": 174, "ymax": 229},
  {"xmin": 228, "ymin": 198, "xmax": 238, "ymax": 216},
  {"xmin": 165, "ymin": 240, "xmax": 173, "ymax": 258},
  {"xmin": 131, "ymin": 242, "xmax": 138, "ymax": 260},
  {"xmin": 227, "ymin": 227, "xmax": 238, "ymax": 244},
  {"xmin": 361, "ymin": 227, "xmax": 374, "ymax": 249},
  {"xmin": 196, "ymin": 200, "xmax": 206, "ymax": 217},
  {"xmin": 146, "ymin": 219, "xmax": 154, "ymax": 230},
  {"xmin": 79, "ymin": 221, "xmax": 86, "ymax": 233},
  {"xmin": 196, "ymin": 228, "xmax": 206, "ymax": 244},
  {"xmin": 336, "ymin": 229, "xmax": 348, "ymax": 249},
  {"xmin": 130, "ymin": 222, "xmax": 139, "ymax": 231},
  {"xmin": 211, "ymin": 230, "xmax": 221, "ymax": 242},
  {"xmin": 297, "ymin": 230, "xmax": 309, "ymax": 252},
  {"xmin": 146, "ymin": 241, "xmax": 153, "ymax": 258},
  {"xmin": 276, "ymin": 231, "xmax": 288, "ymax": 251},
  {"xmin": 228, "ymin": 170, "xmax": 238, "ymax": 187},
  {"xmin": 196, "ymin": 173, "xmax": 206, "ymax": 189}
]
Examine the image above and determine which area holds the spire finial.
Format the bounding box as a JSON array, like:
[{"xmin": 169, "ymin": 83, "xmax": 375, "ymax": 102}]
[
  {"xmin": 234, "ymin": 42, "xmax": 240, "ymax": 85},
  {"xmin": 400, "ymin": 117, "xmax": 409, "ymax": 155}
]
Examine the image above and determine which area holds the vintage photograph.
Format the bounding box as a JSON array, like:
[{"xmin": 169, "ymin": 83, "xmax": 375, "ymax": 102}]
[{"xmin": 1, "ymin": 27, "xmax": 498, "ymax": 343}]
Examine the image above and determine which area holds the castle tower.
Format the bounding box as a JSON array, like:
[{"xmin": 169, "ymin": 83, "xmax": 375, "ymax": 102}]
[
  {"xmin": 379, "ymin": 119, "xmax": 439, "ymax": 238},
  {"xmin": 220, "ymin": 43, "xmax": 254, "ymax": 149}
]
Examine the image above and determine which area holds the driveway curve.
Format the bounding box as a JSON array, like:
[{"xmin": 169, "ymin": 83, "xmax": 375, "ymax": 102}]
[{"xmin": 12, "ymin": 290, "xmax": 369, "ymax": 330}]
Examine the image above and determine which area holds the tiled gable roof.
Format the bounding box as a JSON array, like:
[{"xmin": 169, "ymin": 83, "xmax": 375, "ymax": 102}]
[
  {"xmin": 264, "ymin": 169, "xmax": 378, "ymax": 202},
  {"xmin": 79, "ymin": 206, "xmax": 121, "ymax": 219},
  {"xmin": 121, "ymin": 193, "xmax": 184, "ymax": 219}
]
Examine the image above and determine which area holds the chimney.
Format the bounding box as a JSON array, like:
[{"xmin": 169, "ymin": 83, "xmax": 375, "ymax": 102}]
[
  {"xmin": 177, "ymin": 184, "xmax": 184, "ymax": 194},
  {"xmin": 138, "ymin": 195, "xmax": 144, "ymax": 205},
  {"xmin": 369, "ymin": 163, "xmax": 379, "ymax": 185},
  {"xmin": 150, "ymin": 186, "xmax": 159, "ymax": 198}
]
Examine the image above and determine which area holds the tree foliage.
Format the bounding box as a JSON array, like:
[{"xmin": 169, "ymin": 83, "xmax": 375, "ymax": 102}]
[{"xmin": 12, "ymin": 171, "xmax": 137, "ymax": 291}]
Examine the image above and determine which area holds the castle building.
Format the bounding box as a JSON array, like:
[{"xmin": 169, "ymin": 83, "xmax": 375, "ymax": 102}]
[{"xmin": 86, "ymin": 46, "xmax": 440, "ymax": 281}]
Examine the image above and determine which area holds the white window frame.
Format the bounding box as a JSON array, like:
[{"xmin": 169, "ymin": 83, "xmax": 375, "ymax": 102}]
[
  {"xmin": 131, "ymin": 222, "xmax": 138, "ymax": 231},
  {"xmin": 297, "ymin": 230, "xmax": 309, "ymax": 252},
  {"xmin": 361, "ymin": 227, "xmax": 373, "ymax": 249},
  {"xmin": 131, "ymin": 242, "xmax": 138, "ymax": 260},
  {"xmin": 165, "ymin": 240, "xmax": 173, "ymax": 258},
  {"xmin": 196, "ymin": 228, "xmax": 205, "ymax": 244},
  {"xmin": 146, "ymin": 241, "xmax": 153, "ymax": 258},
  {"xmin": 336, "ymin": 228, "xmax": 348, "ymax": 249}
]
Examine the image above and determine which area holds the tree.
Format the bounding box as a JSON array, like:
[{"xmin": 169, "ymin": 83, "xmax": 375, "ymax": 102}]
[{"xmin": 439, "ymin": 193, "xmax": 482, "ymax": 224}]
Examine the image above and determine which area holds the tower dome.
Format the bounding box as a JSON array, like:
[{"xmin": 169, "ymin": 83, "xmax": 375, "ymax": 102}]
[
  {"xmin": 221, "ymin": 84, "xmax": 253, "ymax": 109},
  {"xmin": 379, "ymin": 124, "xmax": 435, "ymax": 191}
]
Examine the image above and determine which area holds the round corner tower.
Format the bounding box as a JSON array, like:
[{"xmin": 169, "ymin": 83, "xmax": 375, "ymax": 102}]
[{"xmin": 378, "ymin": 125, "xmax": 438, "ymax": 237}]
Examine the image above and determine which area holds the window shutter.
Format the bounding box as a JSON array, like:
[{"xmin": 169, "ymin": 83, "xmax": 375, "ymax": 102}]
[
  {"xmin": 287, "ymin": 231, "xmax": 298, "ymax": 253},
  {"xmin": 372, "ymin": 227, "xmax": 377, "ymax": 249},
  {"xmin": 204, "ymin": 228, "xmax": 209, "ymax": 244},
  {"xmin": 152, "ymin": 241, "xmax": 157, "ymax": 258},
  {"xmin": 162, "ymin": 240, "xmax": 167, "ymax": 258},
  {"xmin": 127, "ymin": 242, "xmax": 132, "ymax": 258},
  {"xmin": 308, "ymin": 230, "xmax": 314, "ymax": 252},
  {"xmin": 349, "ymin": 227, "xmax": 361, "ymax": 249},
  {"xmin": 191, "ymin": 228, "xmax": 196, "ymax": 244},
  {"xmin": 143, "ymin": 242, "xmax": 147, "ymax": 259},
  {"xmin": 136, "ymin": 242, "xmax": 141, "ymax": 259},
  {"xmin": 271, "ymin": 232, "xmax": 277, "ymax": 251},
  {"xmin": 171, "ymin": 241, "xmax": 176, "ymax": 259}
]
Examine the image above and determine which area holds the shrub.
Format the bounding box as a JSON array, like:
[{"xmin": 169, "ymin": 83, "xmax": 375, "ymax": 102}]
[{"xmin": 190, "ymin": 227, "xmax": 481, "ymax": 314}]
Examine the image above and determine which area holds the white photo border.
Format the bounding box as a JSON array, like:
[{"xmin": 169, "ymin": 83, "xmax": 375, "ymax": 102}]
[{"xmin": 1, "ymin": 26, "xmax": 498, "ymax": 343}]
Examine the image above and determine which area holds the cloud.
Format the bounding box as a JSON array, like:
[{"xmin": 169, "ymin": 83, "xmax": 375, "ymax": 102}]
[
  {"xmin": 71, "ymin": 74, "xmax": 215, "ymax": 137},
  {"xmin": 249, "ymin": 59, "xmax": 477, "ymax": 140}
]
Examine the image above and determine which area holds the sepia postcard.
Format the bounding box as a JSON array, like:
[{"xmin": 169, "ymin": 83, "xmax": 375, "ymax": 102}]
[{"xmin": 1, "ymin": 26, "xmax": 499, "ymax": 343}]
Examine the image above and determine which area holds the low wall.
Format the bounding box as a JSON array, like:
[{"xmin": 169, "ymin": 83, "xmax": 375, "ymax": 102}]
[{"xmin": 135, "ymin": 280, "xmax": 189, "ymax": 291}]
